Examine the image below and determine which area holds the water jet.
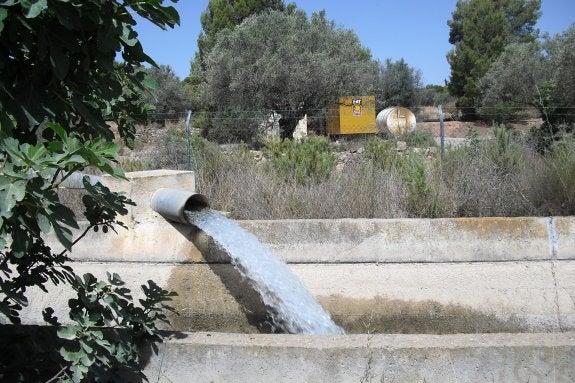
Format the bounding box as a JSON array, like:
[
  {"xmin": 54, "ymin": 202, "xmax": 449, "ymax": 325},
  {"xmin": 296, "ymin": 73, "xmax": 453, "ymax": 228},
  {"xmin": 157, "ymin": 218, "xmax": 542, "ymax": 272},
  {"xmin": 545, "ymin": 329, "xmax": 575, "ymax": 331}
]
[{"xmin": 150, "ymin": 187, "xmax": 343, "ymax": 335}]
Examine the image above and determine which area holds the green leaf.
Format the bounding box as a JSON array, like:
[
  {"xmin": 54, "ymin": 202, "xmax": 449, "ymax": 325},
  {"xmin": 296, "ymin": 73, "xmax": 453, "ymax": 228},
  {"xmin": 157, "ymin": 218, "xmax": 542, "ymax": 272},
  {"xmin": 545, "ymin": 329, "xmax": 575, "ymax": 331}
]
[
  {"xmin": 142, "ymin": 74, "xmax": 158, "ymax": 90},
  {"xmin": 0, "ymin": 223, "xmax": 5, "ymax": 249},
  {"xmin": 37, "ymin": 211, "xmax": 51, "ymax": 233},
  {"xmin": 0, "ymin": 179, "xmax": 27, "ymax": 219},
  {"xmin": 52, "ymin": 222, "xmax": 74, "ymax": 250},
  {"xmin": 50, "ymin": 44, "xmax": 70, "ymax": 80},
  {"xmin": 21, "ymin": 0, "xmax": 47, "ymax": 18},
  {"xmin": 0, "ymin": 8, "xmax": 7, "ymax": 34},
  {"xmin": 26, "ymin": 143, "xmax": 48, "ymax": 163},
  {"xmin": 46, "ymin": 122, "xmax": 67, "ymax": 140},
  {"xmin": 57, "ymin": 325, "xmax": 79, "ymax": 340},
  {"xmin": 0, "ymin": 111, "xmax": 15, "ymax": 138},
  {"xmin": 120, "ymin": 23, "xmax": 138, "ymax": 47},
  {"xmin": 60, "ymin": 348, "xmax": 83, "ymax": 363}
]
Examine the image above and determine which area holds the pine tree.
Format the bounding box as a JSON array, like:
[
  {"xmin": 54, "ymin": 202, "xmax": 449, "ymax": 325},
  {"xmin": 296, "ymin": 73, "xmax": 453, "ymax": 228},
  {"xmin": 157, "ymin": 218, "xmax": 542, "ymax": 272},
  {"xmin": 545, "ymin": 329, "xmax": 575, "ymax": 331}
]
[{"xmin": 446, "ymin": 0, "xmax": 541, "ymax": 119}]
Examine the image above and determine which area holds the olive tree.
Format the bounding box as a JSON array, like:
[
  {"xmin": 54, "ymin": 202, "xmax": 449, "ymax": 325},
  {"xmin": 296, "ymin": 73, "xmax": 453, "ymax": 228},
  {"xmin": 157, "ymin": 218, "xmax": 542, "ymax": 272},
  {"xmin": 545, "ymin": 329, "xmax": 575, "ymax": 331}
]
[
  {"xmin": 143, "ymin": 65, "xmax": 189, "ymax": 123},
  {"xmin": 197, "ymin": 0, "xmax": 286, "ymax": 67},
  {"xmin": 477, "ymin": 25, "xmax": 575, "ymax": 147},
  {"xmin": 478, "ymin": 42, "xmax": 547, "ymax": 122},
  {"xmin": 543, "ymin": 24, "xmax": 575, "ymax": 123},
  {"xmin": 0, "ymin": 1, "xmax": 179, "ymax": 381},
  {"xmin": 202, "ymin": 10, "xmax": 377, "ymax": 140},
  {"xmin": 375, "ymin": 58, "xmax": 422, "ymax": 110}
]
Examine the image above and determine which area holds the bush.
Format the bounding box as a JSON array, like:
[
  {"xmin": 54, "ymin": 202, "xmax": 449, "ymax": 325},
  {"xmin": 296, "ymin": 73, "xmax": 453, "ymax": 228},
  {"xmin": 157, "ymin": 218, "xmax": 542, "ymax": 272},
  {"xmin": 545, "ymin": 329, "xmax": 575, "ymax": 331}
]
[
  {"xmin": 400, "ymin": 130, "xmax": 437, "ymax": 148},
  {"xmin": 537, "ymin": 137, "xmax": 575, "ymax": 215},
  {"xmin": 440, "ymin": 127, "xmax": 536, "ymax": 217},
  {"xmin": 365, "ymin": 137, "xmax": 399, "ymax": 171},
  {"xmin": 263, "ymin": 135, "xmax": 336, "ymax": 184}
]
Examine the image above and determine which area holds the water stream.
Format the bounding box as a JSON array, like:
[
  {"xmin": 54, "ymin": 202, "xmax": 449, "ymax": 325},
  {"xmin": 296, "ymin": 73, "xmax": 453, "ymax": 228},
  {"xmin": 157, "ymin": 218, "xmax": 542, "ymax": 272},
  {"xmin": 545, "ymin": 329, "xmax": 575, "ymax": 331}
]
[{"xmin": 185, "ymin": 208, "xmax": 343, "ymax": 335}]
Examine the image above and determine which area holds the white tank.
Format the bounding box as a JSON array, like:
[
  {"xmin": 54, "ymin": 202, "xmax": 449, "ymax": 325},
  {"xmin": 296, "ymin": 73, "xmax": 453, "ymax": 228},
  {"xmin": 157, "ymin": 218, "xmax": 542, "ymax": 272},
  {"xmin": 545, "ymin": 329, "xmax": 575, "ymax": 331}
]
[{"xmin": 376, "ymin": 107, "xmax": 416, "ymax": 136}]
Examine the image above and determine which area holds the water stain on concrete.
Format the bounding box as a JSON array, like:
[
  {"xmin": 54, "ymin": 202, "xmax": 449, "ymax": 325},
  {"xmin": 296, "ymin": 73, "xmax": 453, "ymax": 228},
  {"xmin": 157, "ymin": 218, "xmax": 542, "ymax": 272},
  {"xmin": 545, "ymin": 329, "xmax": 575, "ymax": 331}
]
[
  {"xmin": 318, "ymin": 295, "xmax": 526, "ymax": 334},
  {"xmin": 164, "ymin": 262, "xmax": 282, "ymax": 334},
  {"xmin": 450, "ymin": 217, "xmax": 547, "ymax": 241},
  {"xmin": 162, "ymin": 263, "xmax": 527, "ymax": 334}
]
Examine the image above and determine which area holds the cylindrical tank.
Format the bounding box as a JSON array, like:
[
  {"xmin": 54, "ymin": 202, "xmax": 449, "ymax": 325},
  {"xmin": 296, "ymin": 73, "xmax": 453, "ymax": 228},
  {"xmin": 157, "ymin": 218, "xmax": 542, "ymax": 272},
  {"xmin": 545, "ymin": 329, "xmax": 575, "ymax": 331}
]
[{"xmin": 376, "ymin": 107, "xmax": 416, "ymax": 136}]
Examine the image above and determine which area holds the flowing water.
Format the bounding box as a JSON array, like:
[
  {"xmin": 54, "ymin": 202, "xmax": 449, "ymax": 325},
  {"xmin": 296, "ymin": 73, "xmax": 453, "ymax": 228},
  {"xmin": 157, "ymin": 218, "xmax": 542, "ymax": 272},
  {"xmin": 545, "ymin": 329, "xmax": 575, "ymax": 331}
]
[{"xmin": 185, "ymin": 208, "xmax": 344, "ymax": 335}]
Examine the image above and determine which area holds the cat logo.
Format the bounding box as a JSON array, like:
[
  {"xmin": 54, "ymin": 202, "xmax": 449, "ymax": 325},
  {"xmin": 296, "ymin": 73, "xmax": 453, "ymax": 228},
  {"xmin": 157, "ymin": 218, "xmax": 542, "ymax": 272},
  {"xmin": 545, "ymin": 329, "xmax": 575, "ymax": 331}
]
[{"xmin": 352, "ymin": 98, "xmax": 362, "ymax": 116}]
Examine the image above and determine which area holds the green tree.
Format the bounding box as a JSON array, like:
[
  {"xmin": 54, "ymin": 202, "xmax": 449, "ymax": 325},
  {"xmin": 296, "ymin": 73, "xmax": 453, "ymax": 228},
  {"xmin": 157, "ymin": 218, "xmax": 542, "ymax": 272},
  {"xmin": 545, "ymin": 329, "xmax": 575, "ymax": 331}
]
[
  {"xmin": 197, "ymin": 0, "xmax": 286, "ymax": 68},
  {"xmin": 187, "ymin": 0, "xmax": 289, "ymax": 139},
  {"xmin": 478, "ymin": 42, "xmax": 547, "ymax": 121},
  {"xmin": 143, "ymin": 65, "xmax": 189, "ymax": 123},
  {"xmin": 529, "ymin": 24, "xmax": 575, "ymax": 150},
  {"xmin": 446, "ymin": 0, "xmax": 541, "ymax": 118},
  {"xmin": 375, "ymin": 58, "xmax": 422, "ymax": 110},
  {"xmin": 543, "ymin": 24, "xmax": 575, "ymax": 123},
  {"xmin": 0, "ymin": 1, "xmax": 179, "ymax": 381},
  {"xmin": 416, "ymin": 84, "xmax": 454, "ymax": 107},
  {"xmin": 202, "ymin": 10, "xmax": 376, "ymax": 140}
]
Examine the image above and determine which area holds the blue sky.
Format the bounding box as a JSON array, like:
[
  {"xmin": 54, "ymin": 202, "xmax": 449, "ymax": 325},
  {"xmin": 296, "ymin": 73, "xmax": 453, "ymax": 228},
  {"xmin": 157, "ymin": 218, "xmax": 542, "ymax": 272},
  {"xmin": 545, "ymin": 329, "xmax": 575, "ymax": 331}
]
[{"xmin": 134, "ymin": 0, "xmax": 575, "ymax": 85}]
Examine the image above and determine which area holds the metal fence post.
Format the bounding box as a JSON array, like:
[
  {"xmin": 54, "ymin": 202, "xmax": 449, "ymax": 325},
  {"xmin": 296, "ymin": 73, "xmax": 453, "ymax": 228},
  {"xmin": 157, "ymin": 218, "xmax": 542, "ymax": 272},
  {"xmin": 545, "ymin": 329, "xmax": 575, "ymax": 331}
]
[
  {"xmin": 185, "ymin": 110, "xmax": 192, "ymax": 170},
  {"xmin": 439, "ymin": 105, "xmax": 445, "ymax": 161}
]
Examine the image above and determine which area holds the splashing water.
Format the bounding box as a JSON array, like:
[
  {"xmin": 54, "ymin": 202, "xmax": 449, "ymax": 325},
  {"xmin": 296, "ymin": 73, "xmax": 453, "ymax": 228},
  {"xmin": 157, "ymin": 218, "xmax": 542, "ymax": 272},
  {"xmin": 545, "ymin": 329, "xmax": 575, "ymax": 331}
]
[{"xmin": 185, "ymin": 209, "xmax": 344, "ymax": 335}]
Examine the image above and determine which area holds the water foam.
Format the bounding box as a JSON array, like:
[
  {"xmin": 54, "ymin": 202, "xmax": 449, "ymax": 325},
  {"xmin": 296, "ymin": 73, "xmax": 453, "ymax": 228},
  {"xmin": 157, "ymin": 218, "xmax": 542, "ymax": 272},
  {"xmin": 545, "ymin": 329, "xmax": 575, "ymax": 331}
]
[{"xmin": 185, "ymin": 209, "xmax": 343, "ymax": 335}]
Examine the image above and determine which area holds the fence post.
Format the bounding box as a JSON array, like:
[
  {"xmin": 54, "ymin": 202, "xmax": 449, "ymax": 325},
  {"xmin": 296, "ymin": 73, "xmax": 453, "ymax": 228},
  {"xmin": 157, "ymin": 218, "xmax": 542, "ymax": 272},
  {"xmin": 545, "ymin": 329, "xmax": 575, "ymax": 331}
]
[
  {"xmin": 185, "ymin": 110, "xmax": 192, "ymax": 170},
  {"xmin": 439, "ymin": 105, "xmax": 445, "ymax": 161}
]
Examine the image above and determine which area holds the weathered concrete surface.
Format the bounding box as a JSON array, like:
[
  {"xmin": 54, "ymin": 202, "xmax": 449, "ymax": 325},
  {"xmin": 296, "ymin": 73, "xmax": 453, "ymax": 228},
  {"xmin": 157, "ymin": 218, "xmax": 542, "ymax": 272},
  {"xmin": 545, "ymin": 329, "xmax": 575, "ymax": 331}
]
[
  {"xmin": 17, "ymin": 260, "xmax": 575, "ymax": 334},
  {"xmin": 25, "ymin": 170, "xmax": 575, "ymax": 334},
  {"xmin": 240, "ymin": 217, "xmax": 554, "ymax": 263},
  {"xmin": 14, "ymin": 169, "xmax": 575, "ymax": 382},
  {"xmin": 143, "ymin": 331, "xmax": 575, "ymax": 383}
]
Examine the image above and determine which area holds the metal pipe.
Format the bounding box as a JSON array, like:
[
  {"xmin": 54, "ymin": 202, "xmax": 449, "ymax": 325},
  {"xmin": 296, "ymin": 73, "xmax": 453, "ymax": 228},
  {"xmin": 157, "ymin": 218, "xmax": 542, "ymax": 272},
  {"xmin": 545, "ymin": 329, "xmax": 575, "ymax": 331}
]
[{"xmin": 151, "ymin": 188, "xmax": 209, "ymax": 224}]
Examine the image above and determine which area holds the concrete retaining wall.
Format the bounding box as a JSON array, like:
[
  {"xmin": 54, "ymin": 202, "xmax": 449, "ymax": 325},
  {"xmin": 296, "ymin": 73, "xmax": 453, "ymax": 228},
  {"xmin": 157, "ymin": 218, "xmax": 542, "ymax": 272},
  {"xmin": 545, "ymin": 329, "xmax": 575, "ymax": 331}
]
[
  {"xmin": 26, "ymin": 170, "xmax": 575, "ymax": 334},
  {"xmin": 144, "ymin": 331, "xmax": 575, "ymax": 383},
  {"xmin": 14, "ymin": 170, "xmax": 575, "ymax": 381},
  {"xmin": 10, "ymin": 171, "xmax": 575, "ymax": 383}
]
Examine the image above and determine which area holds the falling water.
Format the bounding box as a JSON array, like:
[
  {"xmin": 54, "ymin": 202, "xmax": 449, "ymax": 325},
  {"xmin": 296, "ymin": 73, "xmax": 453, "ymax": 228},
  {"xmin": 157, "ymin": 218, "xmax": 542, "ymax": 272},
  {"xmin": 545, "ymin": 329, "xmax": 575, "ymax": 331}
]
[{"xmin": 185, "ymin": 209, "xmax": 344, "ymax": 335}]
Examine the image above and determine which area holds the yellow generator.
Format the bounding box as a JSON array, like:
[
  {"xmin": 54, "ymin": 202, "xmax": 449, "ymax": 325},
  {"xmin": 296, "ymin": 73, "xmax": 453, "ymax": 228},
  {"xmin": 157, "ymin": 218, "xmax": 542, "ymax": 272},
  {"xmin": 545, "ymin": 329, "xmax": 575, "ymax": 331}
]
[{"xmin": 327, "ymin": 96, "xmax": 377, "ymax": 135}]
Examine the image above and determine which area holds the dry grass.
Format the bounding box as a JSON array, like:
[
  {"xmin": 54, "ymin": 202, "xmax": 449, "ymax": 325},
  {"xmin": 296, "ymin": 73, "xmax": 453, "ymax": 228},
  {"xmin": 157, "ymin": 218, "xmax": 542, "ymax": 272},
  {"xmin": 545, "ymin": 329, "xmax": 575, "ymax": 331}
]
[{"xmin": 121, "ymin": 125, "xmax": 575, "ymax": 219}]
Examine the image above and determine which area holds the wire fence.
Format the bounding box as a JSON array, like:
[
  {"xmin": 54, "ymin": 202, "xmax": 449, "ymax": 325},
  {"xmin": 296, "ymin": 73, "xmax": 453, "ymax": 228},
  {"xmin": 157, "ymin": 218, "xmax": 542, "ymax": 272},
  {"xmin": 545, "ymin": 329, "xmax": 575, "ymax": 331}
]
[
  {"xmin": 135, "ymin": 105, "xmax": 574, "ymax": 145},
  {"xmin": 144, "ymin": 105, "xmax": 575, "ymax": 126}
]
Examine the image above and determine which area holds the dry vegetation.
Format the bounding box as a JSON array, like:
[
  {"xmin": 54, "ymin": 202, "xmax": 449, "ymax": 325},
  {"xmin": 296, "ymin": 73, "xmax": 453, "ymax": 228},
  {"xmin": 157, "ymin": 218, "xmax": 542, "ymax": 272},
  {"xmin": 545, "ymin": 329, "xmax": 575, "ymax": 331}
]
[{"xmin": 116, "ymin": 120, "xmax": 575, "ymax": 219}]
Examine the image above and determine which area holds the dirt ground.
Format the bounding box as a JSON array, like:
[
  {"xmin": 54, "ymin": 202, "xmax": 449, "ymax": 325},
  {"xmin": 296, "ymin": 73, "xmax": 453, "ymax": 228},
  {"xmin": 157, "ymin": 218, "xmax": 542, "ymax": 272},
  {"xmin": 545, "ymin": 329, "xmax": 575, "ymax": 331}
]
[{"xmin": 416, "ymin": 118, "xmax": 542, "ymax": 138}]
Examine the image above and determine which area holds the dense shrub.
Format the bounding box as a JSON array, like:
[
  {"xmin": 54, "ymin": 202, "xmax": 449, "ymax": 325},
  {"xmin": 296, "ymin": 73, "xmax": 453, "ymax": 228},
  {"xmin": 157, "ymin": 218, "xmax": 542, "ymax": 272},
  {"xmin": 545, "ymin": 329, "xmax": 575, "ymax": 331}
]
[{"xmin": 262, "ymin": 135, "xmax": 337, "ymax": 184}]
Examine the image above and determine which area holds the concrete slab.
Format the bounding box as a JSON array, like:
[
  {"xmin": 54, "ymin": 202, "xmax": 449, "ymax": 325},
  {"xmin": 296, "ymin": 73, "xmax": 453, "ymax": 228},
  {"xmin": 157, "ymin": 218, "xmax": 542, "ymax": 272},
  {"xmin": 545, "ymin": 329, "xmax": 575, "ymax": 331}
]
[
  {"xmin": 143, "ymin": 331, "xmax": 575, "ymax": 383},
  {"xmin": 17, "ymin": 260, "xmax": 575, "ymax": 333},
  {"xmin": 556, "ymin": 216, "xmax": 575, "ymax": 260},
  {"xmin": 237, "ymin": 217, "xmax": 553, "ymax": 263}
]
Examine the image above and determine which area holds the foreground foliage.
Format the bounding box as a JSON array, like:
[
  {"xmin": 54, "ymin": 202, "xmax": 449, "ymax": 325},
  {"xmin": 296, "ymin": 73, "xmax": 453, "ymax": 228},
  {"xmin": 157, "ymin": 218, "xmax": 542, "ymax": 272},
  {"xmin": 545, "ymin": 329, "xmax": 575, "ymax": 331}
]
[{"xmin": 0, "ymin": 1, "xmax": 179, "ymax": 381}]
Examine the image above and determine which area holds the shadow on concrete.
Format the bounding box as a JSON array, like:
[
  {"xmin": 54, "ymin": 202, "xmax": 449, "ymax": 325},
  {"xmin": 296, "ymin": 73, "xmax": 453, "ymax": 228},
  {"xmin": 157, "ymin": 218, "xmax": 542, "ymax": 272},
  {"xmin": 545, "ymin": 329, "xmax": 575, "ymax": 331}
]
[
  {"xmin": 0, "ymin": 325, "xmax": 187, "ymax": 383},
  {"xmin": 167, "ymin": 221, "xmax": 278, "ymax": 333}
]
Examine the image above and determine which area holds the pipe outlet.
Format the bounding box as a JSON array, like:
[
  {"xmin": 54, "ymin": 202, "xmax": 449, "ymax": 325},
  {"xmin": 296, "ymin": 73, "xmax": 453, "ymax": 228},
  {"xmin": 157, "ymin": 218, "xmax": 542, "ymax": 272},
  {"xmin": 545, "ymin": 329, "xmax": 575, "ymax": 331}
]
[{"xmin": 151, "ymin": 188, "xmax": 209, "ymax": 224}]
